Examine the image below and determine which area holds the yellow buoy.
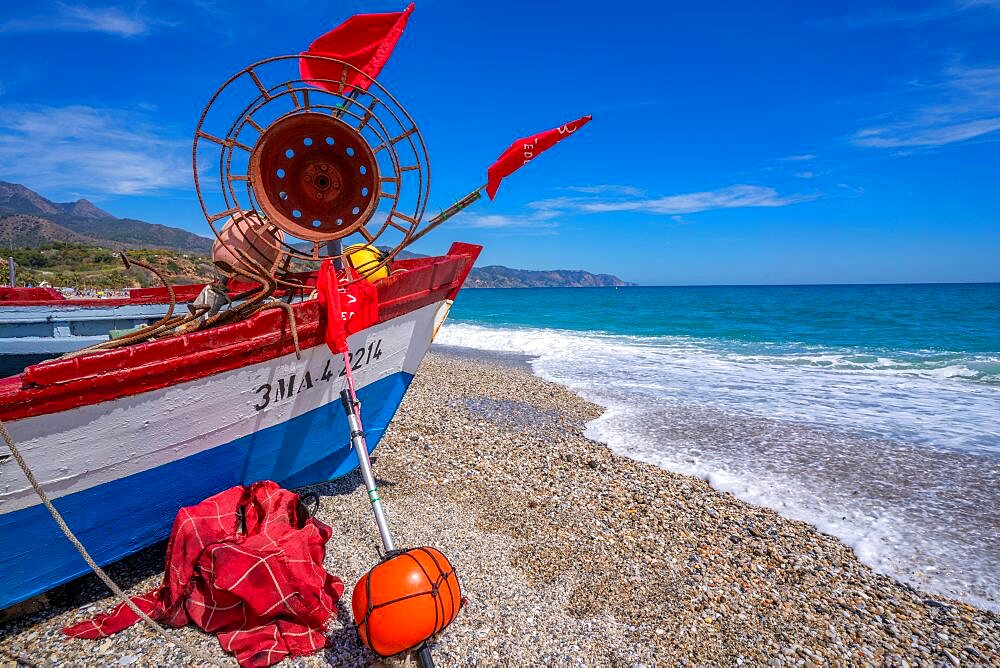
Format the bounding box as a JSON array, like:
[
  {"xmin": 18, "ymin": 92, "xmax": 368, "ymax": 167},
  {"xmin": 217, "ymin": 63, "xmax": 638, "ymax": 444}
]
[{"xmin": 344, "ymin": 244, "xmax": 389, "ymax": 281}]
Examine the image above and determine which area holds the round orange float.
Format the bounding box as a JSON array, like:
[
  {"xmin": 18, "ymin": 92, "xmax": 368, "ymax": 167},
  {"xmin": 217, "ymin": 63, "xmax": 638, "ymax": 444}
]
[{"xmin": 352, "ymin": 546, "xmax": 462, "ymax": 657}]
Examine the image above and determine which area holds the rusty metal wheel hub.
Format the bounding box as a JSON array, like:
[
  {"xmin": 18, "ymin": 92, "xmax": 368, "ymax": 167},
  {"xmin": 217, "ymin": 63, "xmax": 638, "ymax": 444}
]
[{"xmin": 249, "ymin": 112, "xmax": 379, "ymax": 241}]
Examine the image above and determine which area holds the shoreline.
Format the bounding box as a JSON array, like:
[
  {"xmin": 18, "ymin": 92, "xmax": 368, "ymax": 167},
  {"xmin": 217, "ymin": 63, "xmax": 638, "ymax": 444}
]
[
  {"xmin": 435, "ymin": 318, "xmax": 1000, "ymax": 615},
  {"xmin": 1, "ymin": 351, "xmax": 997, "ymax": 665}
]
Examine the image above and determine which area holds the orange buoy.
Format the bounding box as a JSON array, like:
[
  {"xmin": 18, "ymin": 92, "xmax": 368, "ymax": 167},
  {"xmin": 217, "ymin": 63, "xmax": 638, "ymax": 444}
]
[{"xmin": 352, "ymin": 547, "xmax": 462, "ymax": 657}]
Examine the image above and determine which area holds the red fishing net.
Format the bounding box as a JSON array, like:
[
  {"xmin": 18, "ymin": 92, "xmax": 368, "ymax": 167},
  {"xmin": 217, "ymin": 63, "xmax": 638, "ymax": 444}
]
[{"xmin": 63, "ymin": 481, "xmax": 344, "ymax": 668}]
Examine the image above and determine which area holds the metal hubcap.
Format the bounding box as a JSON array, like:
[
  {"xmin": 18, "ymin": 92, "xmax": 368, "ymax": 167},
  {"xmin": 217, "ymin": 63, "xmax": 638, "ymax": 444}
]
[{"xmin": 249, "ymin": 112, "xmax": 379, "ymax": 241}]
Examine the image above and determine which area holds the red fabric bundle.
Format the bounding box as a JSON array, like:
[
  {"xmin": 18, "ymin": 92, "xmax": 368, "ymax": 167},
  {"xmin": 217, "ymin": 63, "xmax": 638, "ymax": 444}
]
[
  {"xmin": 63, "ymin": 481, "xmax": 345, "ymax": 668},
  {"xmin": 315, "ymin": 259, "xmax": 379, "ymax": 354}
]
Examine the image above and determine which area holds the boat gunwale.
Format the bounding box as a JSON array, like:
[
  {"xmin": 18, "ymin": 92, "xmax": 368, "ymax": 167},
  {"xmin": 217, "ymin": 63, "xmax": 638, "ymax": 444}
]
[
  {"xmin": 0, "ymin": 242, "xmax": 481, "ymax": 422},
  {"xmin": 0, "ymin": 284, "xmax": 209, "ymax": 308}
]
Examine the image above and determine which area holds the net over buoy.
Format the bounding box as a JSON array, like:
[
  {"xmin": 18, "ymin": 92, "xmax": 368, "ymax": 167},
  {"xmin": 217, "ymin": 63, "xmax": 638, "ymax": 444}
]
[{"xmin": 352, "ymin": 547, "xmax": 462, "ymax": 657}]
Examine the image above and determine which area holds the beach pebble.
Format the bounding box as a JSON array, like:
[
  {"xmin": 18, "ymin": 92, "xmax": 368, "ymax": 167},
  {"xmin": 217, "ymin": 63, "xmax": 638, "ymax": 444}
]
[{"xmin": 2, "ymin": 351, "xmax": 998, "ymax": 667}]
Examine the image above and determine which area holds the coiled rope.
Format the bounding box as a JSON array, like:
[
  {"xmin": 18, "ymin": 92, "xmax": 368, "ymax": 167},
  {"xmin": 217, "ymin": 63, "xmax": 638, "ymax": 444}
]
[
  {"xmin": 1, "ymin": 251, "xmax": 310, "ymax": 663},
  {"xmin": 0, "ymin": 419, "xmax": 224, "ymax": 667}
]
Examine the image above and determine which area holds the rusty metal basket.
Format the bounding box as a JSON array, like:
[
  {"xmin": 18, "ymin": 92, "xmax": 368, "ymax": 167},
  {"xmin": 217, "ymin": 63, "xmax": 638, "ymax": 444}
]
[{"xmin": 193, "ymin": 54, "xmax": 430, "ymax": 286}]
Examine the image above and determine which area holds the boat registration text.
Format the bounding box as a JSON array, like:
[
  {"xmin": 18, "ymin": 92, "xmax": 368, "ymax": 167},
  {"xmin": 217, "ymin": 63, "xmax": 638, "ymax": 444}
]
[{"xmin": 252, "ymin": 338, "xmax": 385, "ymax": 411}]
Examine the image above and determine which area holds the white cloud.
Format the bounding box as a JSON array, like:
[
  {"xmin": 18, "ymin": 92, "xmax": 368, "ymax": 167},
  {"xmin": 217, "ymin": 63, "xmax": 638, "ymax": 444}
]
[
  {"xmin": 812, "ymin": 0, "xmax": 1000, "ymax": 30},
  {"xmin": 852, "ymin": 65, "xmax": 1000, "ymax": 148},
  {"xmin": 854, "ymin": 118, "xmax": 1000, "ymax": 147},
  {"xmin": 532, "ymin": 184, "xmax": 817, "ymax": 217},
  {"xmin": 836, "ymin": 183, "xmax": 865, "ymax": 197},
  {"xmin": 526, "ymin": 197, "xmax": 584, "ymax": 215},
  {"xmin": 563, "ymin": 184, "xmax": 645, "ymax": 196},
  {"xmin": 0, "ymin": 3, "xmax": 156, "ymax": 38},
  {"xmin": 451, "ymin": 212, "xmax": 558, "ymax": 231},
  {"xmin": 0, "ymin": 104, "xmax": 189, "ymax": 195},
  {"xmin": 778, "ymin": 154, "xmax": 816, "ymax": 162},
  {"xmin": 454, "ymin": 214, "xmax": 531, "ymax": 229}
]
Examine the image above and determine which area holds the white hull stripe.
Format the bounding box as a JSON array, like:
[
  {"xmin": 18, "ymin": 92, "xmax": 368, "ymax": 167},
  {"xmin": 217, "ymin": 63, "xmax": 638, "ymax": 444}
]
[{"xmin": 0, "ymin": 300, "xmax": 448, "ymax": 515}]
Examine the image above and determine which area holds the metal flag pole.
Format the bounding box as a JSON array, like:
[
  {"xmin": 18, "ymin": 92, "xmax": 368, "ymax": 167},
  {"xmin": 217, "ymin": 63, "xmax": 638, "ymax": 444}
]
[
  {"xmin": 405, "ymin": 185, "xmax": 486, "ymax": 247},
  {"xmin": 404, "ymin": 114, "xmax": 592, "ymax": 246},
  {"xmin": 339, "ymin": 387, "xmax": 395, "ymax": 552},
  {"xmin": 332, "ymin": 275, "xmax": 437, "ymax": 667},
  {"xmin": 340, "ymin": 356, "xmax": 438, "ymax": 668},
  {"xmin": 327, "ymin": 256, "xmax": 395, "ymax": 552}
]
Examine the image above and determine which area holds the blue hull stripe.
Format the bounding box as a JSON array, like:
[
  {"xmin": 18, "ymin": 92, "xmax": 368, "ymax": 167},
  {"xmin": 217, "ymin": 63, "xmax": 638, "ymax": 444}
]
[{"xmin": 0, "ymin": 370, "xmax": 412, "ymax": 610}]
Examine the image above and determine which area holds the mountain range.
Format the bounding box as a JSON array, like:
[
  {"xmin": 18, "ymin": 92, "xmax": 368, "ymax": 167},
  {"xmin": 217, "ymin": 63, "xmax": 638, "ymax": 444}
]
[
  {"xmin": 377, "ymin": 248, "xmax": 632, "ymax": 287},
  {"xmin": 0, "ymin": 181, "xmax": 213, "ymax": 254},
  {"xmin": 465, "ymin": 265, "xmax": 631, "ymax": 288},
  {"xmin": 0, "ymin": 181, "xmax": 634, "ymax": 287}
]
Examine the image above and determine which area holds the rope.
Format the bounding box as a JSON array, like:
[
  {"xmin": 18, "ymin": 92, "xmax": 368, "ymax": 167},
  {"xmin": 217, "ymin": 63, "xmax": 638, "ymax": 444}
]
[
  {"xmin": 259, "ymin": 299, "xmax": 301, "ymax": 360},
  {"xmin": 59, "ymin": 252, "xmax": 181, "ymax": 359},
  {"xmin": 0, "ymin": 418, "xmax": 224, "ymax": 667}
]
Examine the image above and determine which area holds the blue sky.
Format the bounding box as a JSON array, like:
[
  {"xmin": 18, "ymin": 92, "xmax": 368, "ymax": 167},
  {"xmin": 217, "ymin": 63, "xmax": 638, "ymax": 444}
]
[{"xmin": 0, "ymin": 1, "xmax": 997, "ymax": 285}]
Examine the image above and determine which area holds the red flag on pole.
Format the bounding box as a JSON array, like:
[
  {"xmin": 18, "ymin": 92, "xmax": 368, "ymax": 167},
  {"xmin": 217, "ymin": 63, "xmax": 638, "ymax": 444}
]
[
  {"xmin": 299, "ymin": 3, "xmax": 415, "ymax": 94},
  {"xmin": 486, "ymin": 115, "xmax": 592, "ymax": 200},
  {"xmin": 316, "ymin": 260, "xmax": 349, "ymax": 354},
  {"xmin": 315, "ymin": 260, "xmax": 379, "ymax": 354}
]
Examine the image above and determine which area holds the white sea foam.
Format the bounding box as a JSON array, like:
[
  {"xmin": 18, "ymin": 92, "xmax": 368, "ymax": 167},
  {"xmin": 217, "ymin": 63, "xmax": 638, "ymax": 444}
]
[
  {"xmin": 437, "ymin": 323, "xmax": 1000, "ymax": 453},
  {"xmin": 436, "ymin": 321, "xmax": 1000, "ymax": 611}
]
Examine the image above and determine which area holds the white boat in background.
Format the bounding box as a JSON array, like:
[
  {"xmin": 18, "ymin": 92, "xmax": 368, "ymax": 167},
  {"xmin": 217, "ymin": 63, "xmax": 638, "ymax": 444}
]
[{"xmin": 0, "ymin": 285, "xmax": 210, "ymax": 376}]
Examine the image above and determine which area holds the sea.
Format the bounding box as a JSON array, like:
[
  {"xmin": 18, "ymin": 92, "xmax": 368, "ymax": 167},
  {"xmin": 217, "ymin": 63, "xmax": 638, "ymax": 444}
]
[{"xmin": 435, "ymin": 283, "xmax": 1000, "ymax": 612}]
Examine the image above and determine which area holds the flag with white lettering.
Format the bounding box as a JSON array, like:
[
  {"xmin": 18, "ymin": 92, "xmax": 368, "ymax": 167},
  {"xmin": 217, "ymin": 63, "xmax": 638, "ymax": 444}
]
[
  {"xmin": 316, "ymin": 260, "xmax": 379, "ymax": 354},
  {"xmin": 486, "ymin": 115, "xmax": 592, "ymax": 200}
]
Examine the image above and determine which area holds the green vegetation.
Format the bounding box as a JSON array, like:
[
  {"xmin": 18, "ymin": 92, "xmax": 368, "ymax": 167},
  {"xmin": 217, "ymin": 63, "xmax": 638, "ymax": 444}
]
[{"xmin": 5, "ymin": 242, "xmax": 218, "ymax": 289}]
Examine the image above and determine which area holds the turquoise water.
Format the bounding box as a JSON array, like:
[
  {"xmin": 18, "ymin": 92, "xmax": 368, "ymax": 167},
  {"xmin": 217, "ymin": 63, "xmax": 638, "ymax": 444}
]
[
  {"xmin": 437, "ymin": 283, "xmax": 1000, "ymax": 610},
  {"xmin": 448, "ymin": 283, "xmax": 1000, "ymax": 383}
]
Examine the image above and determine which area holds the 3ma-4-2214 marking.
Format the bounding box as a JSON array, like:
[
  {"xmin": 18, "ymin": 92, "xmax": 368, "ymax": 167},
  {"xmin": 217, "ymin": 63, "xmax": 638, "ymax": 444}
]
[{"xmin": 252, "ymin": 339, "xmax": 384, "ymax": 411}]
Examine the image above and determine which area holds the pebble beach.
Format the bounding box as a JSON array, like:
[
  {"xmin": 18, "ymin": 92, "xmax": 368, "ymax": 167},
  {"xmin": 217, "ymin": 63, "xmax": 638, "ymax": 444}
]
[{"xmin": 2, "ymin": 350, "xmax": 998, "ymax": 667}]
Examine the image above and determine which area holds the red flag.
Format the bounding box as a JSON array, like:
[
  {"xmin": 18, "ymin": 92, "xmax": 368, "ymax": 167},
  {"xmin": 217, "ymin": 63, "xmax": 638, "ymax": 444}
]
[
  {"xmin": 316, "ymin": 260, "xmax": 379, "ymax": 354},
  {"xmin": 299, "ymin": 3, "xmax": 415, "ymax": 94},
  {"xmin": 486, "ymin": 114, "xmax": 592, "ymax": 200}
]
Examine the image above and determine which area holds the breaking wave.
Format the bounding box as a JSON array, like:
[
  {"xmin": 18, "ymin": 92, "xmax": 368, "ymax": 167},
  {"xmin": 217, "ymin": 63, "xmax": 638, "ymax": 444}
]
[{"xmin": 435, "ymin": 321, "xmax": 1000, "ymax": 611}]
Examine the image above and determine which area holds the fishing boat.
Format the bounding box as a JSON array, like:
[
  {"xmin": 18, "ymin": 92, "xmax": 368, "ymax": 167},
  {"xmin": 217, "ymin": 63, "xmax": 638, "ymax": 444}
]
[
  {"xmin": 0, "ymin": 244, "xmax": 479, "ymax": 610},
  {"xmin": 0, "ymin": 5, "xmax": 588, "ymax": 617},
  {"xmin": 0, "ymin": 284, "xmax": 212, "ymax": 376}
]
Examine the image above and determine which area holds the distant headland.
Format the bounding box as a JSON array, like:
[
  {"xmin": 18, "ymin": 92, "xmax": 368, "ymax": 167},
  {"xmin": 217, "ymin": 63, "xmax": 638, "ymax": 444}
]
[{"xmin": 0, "ymin": 181, "xmax": 634, "ymax": 289}]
